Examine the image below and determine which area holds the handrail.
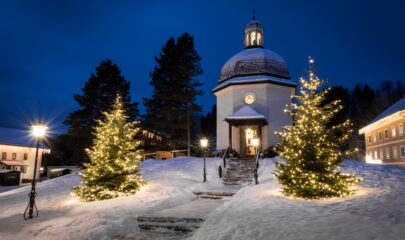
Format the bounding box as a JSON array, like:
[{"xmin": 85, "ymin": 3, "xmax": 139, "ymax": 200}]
[
  {"xmin": 222, "ymin": 148, "xmax": 229, "ymax": 169},
  {"xmin": 218, "ymin": 148, "xmax": 229, "ymax": 178},
  {"xmin": 254, "ymin": 151, "xmax": 260, "ymax": 185}
]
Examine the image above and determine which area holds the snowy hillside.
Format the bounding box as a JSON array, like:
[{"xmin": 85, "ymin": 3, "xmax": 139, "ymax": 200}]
[{"xmin": 1, "ymin": 157, "xmax": 404, "ymax": 240}]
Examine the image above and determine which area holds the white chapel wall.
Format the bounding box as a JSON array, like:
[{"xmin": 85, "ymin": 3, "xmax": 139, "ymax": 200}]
[
  {"xmin": 215, "ymin": 87, "xmax": 233, "ymax": 150},
  {"xmin": 266, "ymin": 84, "xmax": 295, "ymax": 146}
]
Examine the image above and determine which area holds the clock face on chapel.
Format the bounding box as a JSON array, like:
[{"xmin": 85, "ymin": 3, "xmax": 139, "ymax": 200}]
[{"xmin": 244, "ymin": 94, "xmax": 255, "ymax": 104}]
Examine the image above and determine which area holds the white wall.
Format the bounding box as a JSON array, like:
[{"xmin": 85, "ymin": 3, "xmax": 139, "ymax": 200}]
[
  {"xmin": 215, "ymin": 82, "xmax": 294, "ymax": 152},
  {"xmin": 215, "ymin": 87, "xmax": 234, "ymax": 150},
  {"xmin": 266, "ymin": 83, "xmax": 295, "ymax": 146},
  {"xmin": 0, "ymin": 144, "xmax": 49, "ymax": 181}
]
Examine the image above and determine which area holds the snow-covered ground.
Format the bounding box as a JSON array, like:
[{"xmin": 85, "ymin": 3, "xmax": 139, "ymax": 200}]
[{"xmin": 0, "ymin": 157, "xmax": 404, "ymax": 240}]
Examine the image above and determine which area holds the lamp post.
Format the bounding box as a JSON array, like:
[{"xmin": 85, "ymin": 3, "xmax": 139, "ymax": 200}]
[
  {"xmin": 24, "ymin": 123, "xmax": 47, "ymax": 220},
  {"xmin": 200, "ymin": 138, "xmax": 208, "ymax": 182},
  {"xmin": 252, "ymin": 138, "xmax": 259, "ymax": 185}
]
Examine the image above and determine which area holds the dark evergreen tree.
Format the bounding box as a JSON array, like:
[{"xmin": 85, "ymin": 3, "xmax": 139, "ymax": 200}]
[
  {"xmin": 323, "ymin": 86, "xmax": 350, "ymax": 127},
  {"xmin": 143, "ymin": 33, "xmax": 203, "ymax": 153},
  {"xmin": 64, "ymin": 59, "xmax": 139, "ymax": 165},
  {"xmin": 199, "ymin": 104, "xmax": 216, "ymax": 140},
  {"xmin": 350, "ymin": 84, "xmax": 377, "ymax": 130}
]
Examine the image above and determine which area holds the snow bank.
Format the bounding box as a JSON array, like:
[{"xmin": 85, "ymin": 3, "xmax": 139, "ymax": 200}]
[
  {"xmin": 192, "ymin": 159, "xmax": 405, "ymax": 240},
  {"xmin": 0, "ymin": 157, "xmax": 225, "ymax": 240},
  {"xmin": 1, "ymin": 157, "xmax": 404, "ymax": 240}
]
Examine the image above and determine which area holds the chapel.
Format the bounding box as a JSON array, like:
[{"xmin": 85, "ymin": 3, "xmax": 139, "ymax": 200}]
[{"xmin": 213, "ymin": 16, "xmax": 297, "ymax": 157}]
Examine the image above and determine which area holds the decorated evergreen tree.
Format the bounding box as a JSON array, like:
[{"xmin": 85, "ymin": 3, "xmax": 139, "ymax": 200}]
[
  {"xmin": 73, "ymin": 95, "xmax": 144, "ymax": 201},
  {"xmin": 275, "ymin": 57, "xmax": 362, "ymax": 199}
]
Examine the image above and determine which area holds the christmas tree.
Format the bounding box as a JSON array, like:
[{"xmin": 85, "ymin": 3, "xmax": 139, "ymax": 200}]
[
  {"xmin": 275, "ymin": 57, "xmax": 362, "ymax": 199},
  {"xmin": 73, "ymin": 95, "xmax": 145, "ymax": 201}
]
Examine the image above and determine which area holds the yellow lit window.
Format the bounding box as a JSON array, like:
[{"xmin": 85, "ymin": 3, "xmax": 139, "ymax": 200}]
[
  {"xmin": 393, "ymin": 147, "xmax": 398, "ymax": 159},
  {"xmin": 391, "ymin": 127, "xmax": 396, "ymax": 138}
]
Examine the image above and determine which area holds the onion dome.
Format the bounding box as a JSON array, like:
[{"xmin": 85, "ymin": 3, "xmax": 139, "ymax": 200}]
[{"xmin": 219, "ymin": 15, "xmax": 290, "ymax": 83}]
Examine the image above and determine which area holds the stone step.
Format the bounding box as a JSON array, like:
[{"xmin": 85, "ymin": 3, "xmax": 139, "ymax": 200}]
[
  {"xmin": 137, "ymin": 216, "xmax": 205, "ymax": 233},
  {"xmin": 137, "ymin": 216, "xmax": 205, "ymax": 224},
  {"xmin": 196, "ymin": 195, "xmax": 223, "ymax": 199},
  {"xmin": 138, "ymin": 222, "xmax": 200, "ymax": 233},
  {"xmin": 193, "ymin": 191, "xmax": 235, "ymax": 197},
  {"xmin": 223, "ymin": 157, "xmax": 256, "ymax": 185},
  {"xmin": 223, "ymin": 180, "xmax": 253, "ymax": 185}
]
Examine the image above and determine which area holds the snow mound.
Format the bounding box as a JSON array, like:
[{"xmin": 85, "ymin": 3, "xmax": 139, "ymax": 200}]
[
  {"xmin": 0, "ymin": 157, "xmax": 404, "ymax": 240},
  {"xmin": 191, "ymin": 159, "xmax": 405, "ymax": 240}
]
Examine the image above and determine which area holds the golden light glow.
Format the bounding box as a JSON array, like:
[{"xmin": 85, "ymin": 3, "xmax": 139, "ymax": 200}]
[
  {"xmin": 252, "ymin": 138, "xmax": 259, "ymax": 147},
  {"xmin": 244, "ymin": 94, "xmax": 255, "ymax": 104},
  {"xmin": 200, "ymin": 138, "xmax": 208, "ymax": 148},
  {"xmin": 31, "ymin": 124, "xmax": 48, "ymax": 138},
  {"xmin": 365, "ymin": 155, "xmax": 382, "ymax": 164}
]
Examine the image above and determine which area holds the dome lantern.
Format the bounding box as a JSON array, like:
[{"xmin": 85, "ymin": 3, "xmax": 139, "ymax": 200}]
[{"xmin": 244, "ymin": 11, "xmax": 264, "ymax": 49}]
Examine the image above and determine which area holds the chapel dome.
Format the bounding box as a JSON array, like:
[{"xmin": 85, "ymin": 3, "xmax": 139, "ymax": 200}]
[{"xmin": 219, "ymin": 48, "xmax": 290, "ymax": 82}]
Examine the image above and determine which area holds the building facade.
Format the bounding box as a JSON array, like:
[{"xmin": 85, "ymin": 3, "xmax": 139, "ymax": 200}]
[
  {"xmin": 0, "ymin": 128, "xmax": 50, "ymax": 183},
  {"xmin": 213, "ymin": 17, "xmax": 296, "ymax": 157},
  {"xmin": 359, "ymin": 98, "xmax": 405, "ymax": 166}
]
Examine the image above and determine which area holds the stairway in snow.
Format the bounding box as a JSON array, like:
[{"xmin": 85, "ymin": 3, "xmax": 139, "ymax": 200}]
[
  {"xmin": 136, "ymin": 191, "xmax": 235, "ymax": 235},
  {"xmin": 222, "ymin": 158, "xmax": 256, "ymax": 185}
]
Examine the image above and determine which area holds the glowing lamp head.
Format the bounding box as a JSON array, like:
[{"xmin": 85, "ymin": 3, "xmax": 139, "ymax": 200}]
[
  {"xmin": 252, "ymin": 138, "xmax": 259, "ymax": 147},
  {"xmin": 200, "ymin": 138, "xmax": 208, "ymax": 148},
  {"xmin": 31, "ymin": 124, "xmax": 48, "ymax": 138}
]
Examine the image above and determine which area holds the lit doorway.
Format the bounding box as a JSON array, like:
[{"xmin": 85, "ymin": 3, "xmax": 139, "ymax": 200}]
[{"xmin": 240, "ymin": 126, "xmax": 259, "ymax": 157}]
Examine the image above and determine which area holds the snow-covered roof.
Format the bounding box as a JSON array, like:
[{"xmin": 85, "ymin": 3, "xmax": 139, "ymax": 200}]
[
  {"xmin": 219, "ymin": 48, "xmax": 291, "ymax": 83},
  {"xmin": 359, "ymin": 98, "xmax": 405, "ymax": 134},
  {"xmin": 370, "ymin": 98, "xmax": 405, "ymax": 124},
  {"xmin": 213, "ymin": 74, "xmax": 297, "ymax": 93},
  {"xmin": 225, "ymin": 105, "xmax": 266, "ymax": 120},
  {"xmin": 50, "ymin": 168, "xmax": 69, "ymax": 172},
  {"xmin": 0, "ymin": 160, "xmax": 27, "ymax": 166},
  {"xmin": 0, "ymin": 127, "xmax": 48, "ymax": 148}
]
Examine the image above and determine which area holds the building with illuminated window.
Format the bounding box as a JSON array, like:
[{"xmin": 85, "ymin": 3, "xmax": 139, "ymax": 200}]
[
  {"xmin": 0, "ymin": 128, "xmax": 50, "ymax": 183},
  {"xmin": 213, "ymin": 16, "xmax": 297, "ymax": 156},
  {"xmin": 359, "ymin": 98, "xmax": 405, "ymax": 167}
]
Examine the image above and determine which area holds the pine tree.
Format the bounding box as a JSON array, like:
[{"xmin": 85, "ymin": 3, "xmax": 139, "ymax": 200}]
[
  {"xmin": 73, "ymin": 95, "xmax": 144, "ymax": 202},
  {"xmin": 64, "ymin": 59, "xmax": 139, "ymax": 165},
  {"xmin": 275, "ymin": 58, "xmax": 362, "ymax": 199},
  {"xmin": 143, "ymin": 33, "xmax": 203, "ymax": 152}
]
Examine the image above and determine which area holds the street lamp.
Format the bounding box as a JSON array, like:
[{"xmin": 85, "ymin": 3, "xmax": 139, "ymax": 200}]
[
  {"xmin": 252, "ymin": 138, "xmax": 259, "ymax": 185},
  {"xmin": 200, "ymin": 138, "xmax": 208, "ymax": 182},
  {"xmin": 24, "ymin": 123, "xmax": 47, "ymax": 220}
]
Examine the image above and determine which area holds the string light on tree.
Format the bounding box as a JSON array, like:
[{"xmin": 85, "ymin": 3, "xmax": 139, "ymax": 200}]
[
  {"xmin": 73, "ymin": 94, "xmax": 145, "ymax": 201},
  {"xmin": 274, "ymin": 57, "xmax": 362, "ymax": 199}
]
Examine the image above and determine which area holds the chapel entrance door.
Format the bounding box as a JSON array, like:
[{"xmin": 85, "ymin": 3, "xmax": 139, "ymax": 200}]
[{"xmin": 240, "ymin": 126, "xmax": 259, "ymax": 157}]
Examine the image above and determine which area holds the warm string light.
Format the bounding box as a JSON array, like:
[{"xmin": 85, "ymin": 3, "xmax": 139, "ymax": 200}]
[
  {"xmin": 73, "ymin": 95, "xmax": 145, "ymax": 202},
  {"xmin": 274, "ymin": 58, "xmax": 362, "ymax": 199}
]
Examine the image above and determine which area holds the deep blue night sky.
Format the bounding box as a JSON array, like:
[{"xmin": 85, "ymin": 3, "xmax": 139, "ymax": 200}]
[{"xmin": 0, "ymin": 0, "xmax": 404, "ymax": 132}]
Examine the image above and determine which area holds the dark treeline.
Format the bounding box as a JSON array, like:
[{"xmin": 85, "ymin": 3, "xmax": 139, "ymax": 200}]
[
  {"xmin": 45, "ymin": 33, "xmax": 204, "ymax": 166},
  {"xmin": 324, "ymin": 80, "xmax": 405, "ymax": 157},
  {"xmin": 198, "ymin": 80, "xmax": 405, "ymax": 158}
]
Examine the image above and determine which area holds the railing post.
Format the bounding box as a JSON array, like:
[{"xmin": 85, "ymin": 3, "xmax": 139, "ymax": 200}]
[{"xmin": 254, "ymin": 151, "xmax": 259, "ymax": 185}]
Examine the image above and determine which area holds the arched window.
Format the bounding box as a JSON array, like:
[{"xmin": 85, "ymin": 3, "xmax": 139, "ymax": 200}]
[
  {"xmin": 257, "ymin": 33, "xmax": 262, "ymax": 45},
  {"xmin": 250, "ymin": 31, "xmax": 257, "ymax": 45}
]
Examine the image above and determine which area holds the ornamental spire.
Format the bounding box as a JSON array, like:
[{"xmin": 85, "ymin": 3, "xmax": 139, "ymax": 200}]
[{"xmin": 244, "ymin": 11, "xmax": 264, "ymax": 48}]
